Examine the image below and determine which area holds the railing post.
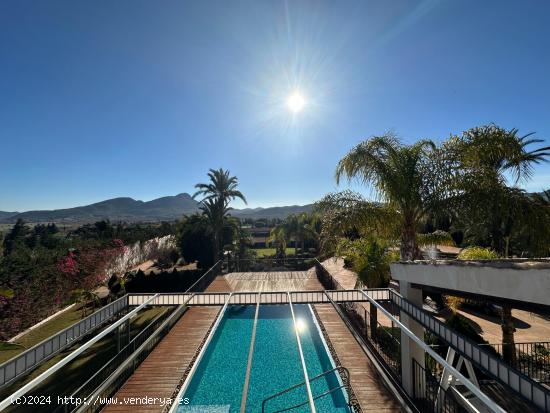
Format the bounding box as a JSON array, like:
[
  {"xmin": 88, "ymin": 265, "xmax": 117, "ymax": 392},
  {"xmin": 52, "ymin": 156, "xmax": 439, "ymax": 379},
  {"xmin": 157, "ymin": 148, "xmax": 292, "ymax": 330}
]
[
  {"xmin": 117, "ymin": 324, "xmax": 121, "ymax": 353},
  {"xmin": 370, "ymin": 302, "xmax": 378, "ymax": 340}
]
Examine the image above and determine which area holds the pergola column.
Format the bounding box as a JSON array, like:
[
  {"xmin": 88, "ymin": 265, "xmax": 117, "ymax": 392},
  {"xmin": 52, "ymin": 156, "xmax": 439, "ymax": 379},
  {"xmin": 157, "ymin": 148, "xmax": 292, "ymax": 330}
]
[{"xmin": 400, "ymin": 281, "xmax": 425, "ymax": 397}]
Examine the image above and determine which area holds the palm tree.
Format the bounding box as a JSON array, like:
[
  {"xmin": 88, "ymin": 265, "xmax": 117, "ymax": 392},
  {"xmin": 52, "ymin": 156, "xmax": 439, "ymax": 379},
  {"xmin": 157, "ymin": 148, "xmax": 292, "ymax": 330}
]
[
  {"xmin": 335, "ymin": 134, "xmax": 441, "ymax": 260},
  {"xmin": 193, "ymin": 168, "xmax": 247, "ymax": 261},
  {"xmin": 449, "ymin": 125, "xmax": 550, "ymax": 365},
  {"xmin": 269, "ymin": 226, "xmax": 288, "ymax": 258}
]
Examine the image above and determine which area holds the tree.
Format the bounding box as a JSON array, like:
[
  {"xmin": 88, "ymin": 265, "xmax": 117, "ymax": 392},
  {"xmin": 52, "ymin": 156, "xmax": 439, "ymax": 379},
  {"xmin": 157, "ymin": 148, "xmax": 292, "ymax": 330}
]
[
  {"xmin": 2, "ymin": 219, "xmax": 30, "ymax": 256},
  {"xmin": 176, "ymin": 214, "xmax": 215, "ymax": 269},
  {"xmin": 336, "ymin": 237, "xmax": 399, "ymax": 337},
  {"xmin": 269, "ymin": 226, "xmax": 288, "ymax": 258},
  {"xmin": 447, "ymin": 124, "xmax": 550, "ymax": 365},
  {"xmin": 334, "ymin": 134, "xmax": 443, "ymax": 260},
  {"xmin": 193, "ymin": 168, "xmax": 247, "ymax": 261},
  {"xmin": 446, "ymin": 125, "xmax": 550, "ymax": 257},
  {"xmin": 222, "ymin": 217, "xmax": 252, "ymax": 260}
]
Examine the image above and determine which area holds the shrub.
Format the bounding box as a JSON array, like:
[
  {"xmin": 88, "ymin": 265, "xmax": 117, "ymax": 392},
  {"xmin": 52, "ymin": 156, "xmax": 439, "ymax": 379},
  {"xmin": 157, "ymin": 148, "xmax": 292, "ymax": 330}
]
[
  {"xmin": 124, "ymin": 268, "xmax": 203, "ymax": 293},
  {"xmin": 457, "ymin": 246, "xmax": 498, "ymax": 260},
  {"xmin": 337, "ymin": 237, "xmax": 397, "ymax": 288},
  {"xmin": 448, "ymin": 246, "xmax": 498, "ymax": 311}
]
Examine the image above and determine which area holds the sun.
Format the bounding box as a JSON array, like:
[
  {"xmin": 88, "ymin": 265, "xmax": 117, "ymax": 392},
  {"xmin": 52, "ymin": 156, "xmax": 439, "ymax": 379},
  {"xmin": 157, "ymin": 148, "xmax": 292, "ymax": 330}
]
[{"xmin": 287, "ymin": 92, "xmax": 306, "ymax": 113}]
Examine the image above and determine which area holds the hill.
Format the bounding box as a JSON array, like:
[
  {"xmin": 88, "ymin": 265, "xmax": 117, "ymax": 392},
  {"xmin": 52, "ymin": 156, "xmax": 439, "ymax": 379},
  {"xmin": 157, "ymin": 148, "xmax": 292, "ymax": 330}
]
[
  {"xmin": 0, "ymin": 194, "xmax": 313, "ymax": 223},
  {"xmin": 0, "ymin": 211, "xmax": 18, "ymax": 221},
  {"xmin": 231, "ymin": 204, "xmax": 312, "ymax": 219}
]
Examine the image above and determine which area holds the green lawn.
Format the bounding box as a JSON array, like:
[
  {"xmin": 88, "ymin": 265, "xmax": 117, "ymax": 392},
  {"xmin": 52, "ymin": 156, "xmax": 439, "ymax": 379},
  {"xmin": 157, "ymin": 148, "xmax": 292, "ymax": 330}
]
[
  {"xmin": 0, "ymin": 304, "xmax": 91, "ymax": 363},
  {"xmin": 0, "ymin": 306, "xmax": 171, "ymax": 413},
  {"xmin": 253, "ymin": 247, "xmax": 295, "ymax": 257}
]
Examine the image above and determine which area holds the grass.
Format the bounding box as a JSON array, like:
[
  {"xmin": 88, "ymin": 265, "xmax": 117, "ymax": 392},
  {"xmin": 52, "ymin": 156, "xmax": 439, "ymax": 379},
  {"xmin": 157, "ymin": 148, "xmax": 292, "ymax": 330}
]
[
  {"xmin": 0, "ymin": 303, "xmax": 92, "ymax": 364},
  {"xmin": 0, "ymin": 306, "xmax": 171, "ymax": 413},
  {"xmin": 253, "ymin": 247, "xmax": 295, "ymax": 257}
]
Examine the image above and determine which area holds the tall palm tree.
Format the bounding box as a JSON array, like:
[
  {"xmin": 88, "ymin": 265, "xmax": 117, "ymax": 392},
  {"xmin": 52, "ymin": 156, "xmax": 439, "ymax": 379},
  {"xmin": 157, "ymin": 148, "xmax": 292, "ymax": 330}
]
[
  {"xmin": 335, "ymin": 134, "xmax": 440, "ymax": 260},
  {"xmin": 193, "ymin": 168, "xmax": 247, "ymax": 261},
  {"xmin": 448, "ymin": 125, "xmax": 550, "ymax": 365}
]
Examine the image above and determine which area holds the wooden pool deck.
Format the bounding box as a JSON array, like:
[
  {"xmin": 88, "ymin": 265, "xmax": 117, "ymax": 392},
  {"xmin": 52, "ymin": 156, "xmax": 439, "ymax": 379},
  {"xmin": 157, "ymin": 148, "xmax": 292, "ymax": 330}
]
[
  {"xmin": 314, "ymin": 304, "xmax": 402, "ymax": 412},
  {"xmin": 102, "ymin": 277, "xmax": 229, "ymax": 412},
  {"xmin": 102, "ymin": 271, "xmax": 403, "ymax": 412},
  {"xmin": 225, "ymin": 269, "xmax": 321, "ymax": 291}
]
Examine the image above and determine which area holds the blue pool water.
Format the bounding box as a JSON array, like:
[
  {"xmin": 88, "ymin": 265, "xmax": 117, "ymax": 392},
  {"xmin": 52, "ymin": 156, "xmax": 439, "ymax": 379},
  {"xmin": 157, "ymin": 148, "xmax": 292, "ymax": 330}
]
[{"xmin": 178, "ymin": 304, "xmax": 350, "ymax": 413}]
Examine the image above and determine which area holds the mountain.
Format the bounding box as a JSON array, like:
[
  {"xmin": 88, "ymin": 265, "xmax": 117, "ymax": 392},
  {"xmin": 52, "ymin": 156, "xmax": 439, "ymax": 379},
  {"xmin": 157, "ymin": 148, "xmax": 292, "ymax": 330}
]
[
  {"xmin": 0, "ymin": 211, "xmax": 18, "ymax": 220},
  {"xmin": 230, "ymin": 204, "xmax": 313, "ymax": 219},
  {"xmin": 2, "ymin": 193, "xmax": 199, "ymax": 223},
  {"xmin": 0, "ymin": 194, "xmax": 313, "ymax": 223}
]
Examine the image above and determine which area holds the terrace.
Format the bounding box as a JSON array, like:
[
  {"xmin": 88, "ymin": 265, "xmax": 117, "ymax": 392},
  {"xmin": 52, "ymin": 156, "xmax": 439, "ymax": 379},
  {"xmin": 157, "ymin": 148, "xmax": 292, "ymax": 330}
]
[{"xmin": 1, "ymin": 258, "xmax": 549, "ymax": 413}]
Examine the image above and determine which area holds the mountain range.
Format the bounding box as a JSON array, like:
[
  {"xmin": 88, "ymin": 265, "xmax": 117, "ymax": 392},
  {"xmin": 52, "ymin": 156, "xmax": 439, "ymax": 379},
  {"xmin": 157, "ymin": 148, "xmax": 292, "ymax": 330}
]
[{"xmin": 0, "ymin": 193, "xmax": 312, "ymax": 223}]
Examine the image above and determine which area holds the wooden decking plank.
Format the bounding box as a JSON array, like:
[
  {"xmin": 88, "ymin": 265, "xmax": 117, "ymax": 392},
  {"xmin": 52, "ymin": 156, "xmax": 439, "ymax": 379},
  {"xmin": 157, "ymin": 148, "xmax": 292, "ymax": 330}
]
[
  {"xmin": 313, "ymin": 304, "xmax": 403, "ymax": 412},
  {"xmin": 102, "ymin": 278, "xmax": 227, "ymax": 412}
]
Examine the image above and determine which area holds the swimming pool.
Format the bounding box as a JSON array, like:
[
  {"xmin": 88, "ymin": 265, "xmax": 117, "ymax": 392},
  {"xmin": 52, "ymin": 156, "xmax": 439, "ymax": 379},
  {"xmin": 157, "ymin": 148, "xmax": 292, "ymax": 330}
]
[{"xmin": 176, "ymin": 304, "xmax": 351, "ymax": 412}]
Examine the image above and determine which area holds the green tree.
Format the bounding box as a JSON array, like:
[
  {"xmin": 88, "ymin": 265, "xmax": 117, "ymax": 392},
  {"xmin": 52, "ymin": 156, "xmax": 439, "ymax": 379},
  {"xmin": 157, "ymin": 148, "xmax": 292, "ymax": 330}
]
[
  {"xmin": 334, "ymin": 134, "xmax": 444, "ymax": 260},
  {"xmin": 193, "ymin": 168, "xmax": 247, "ymax": 261},
  {"xmin": 268, "ymin": 226, "xmax": 288, "ymax": 258},
  {"xmin": 337, "ymin": 237, "xmax": 399, "ymax": 336},
  {"xmin": 176, "ymin": 214, "xmax": 215, "ymax": 269},
  {"xmin": 2, "ymin": 219, "xmax": 30, "ymax": 256},
  {"xmin": 446, "ymin": 125, "xmax": 550, "ymax": 257},
  {"xmin": 447, "ymin": 124, "xmax": 550, "ymax": 365}
]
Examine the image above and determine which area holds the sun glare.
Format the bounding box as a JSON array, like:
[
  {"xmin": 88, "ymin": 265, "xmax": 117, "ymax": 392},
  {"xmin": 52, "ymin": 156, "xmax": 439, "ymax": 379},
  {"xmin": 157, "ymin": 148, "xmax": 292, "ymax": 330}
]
[
  {"xmin": 287, "ymin": 92, "xmax": 306, "ymax": 113},
  {"xmin": 295, "ymin": 318, "xmax": 307, "ymax": 332}
]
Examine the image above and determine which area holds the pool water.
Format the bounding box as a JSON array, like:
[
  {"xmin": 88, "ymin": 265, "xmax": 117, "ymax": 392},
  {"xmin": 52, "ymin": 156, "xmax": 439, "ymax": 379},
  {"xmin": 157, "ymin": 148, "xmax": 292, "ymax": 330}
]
[{"xmin": 177, "ymin": 304, "xmax": 350, "ymax": 412}]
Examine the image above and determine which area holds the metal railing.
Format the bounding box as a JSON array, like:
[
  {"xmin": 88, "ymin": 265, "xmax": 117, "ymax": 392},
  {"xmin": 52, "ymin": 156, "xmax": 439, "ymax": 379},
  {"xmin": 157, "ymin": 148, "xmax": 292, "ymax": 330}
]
[
  {"xmin": 52, "ymin": 307, "xmax": 175, "ymax": 412},
  {"xmin": 77, "ymin": 302, "xmax": 189, "ymax": 413},
  {"xmin": 338, "ymin": 300, "xmax": 402, "ymax": 381},
  {"xmin": 0, "ymin": 295, "xmax": 129, "ymax": 389},
  {"xmin": 239, "ymin": 295, "xmax": 261, "ymax": 413},
  {"xmin": 412, "ymin": 360, "xmax": 465, "ymax": 413},
  {"xmin": 127, "ymin": 289, "xmax": 386, "ymax": 306},
  {"xmin": 261, "ymin": 366, "xmax": 351, "ymax": 413},
  {"xmin": 358, "ymin": 290, "xmax": 506, "ymax": 413},
  {"xmin": 479, "ymin": 341, "xmax": 550, "ymax": 384},
  {"xmin": 287, "ymin": 293, "xmax": 316, "ymax": 412},
  {"xmin": 314, "ymin": 258, "xmax": 346, "ymax": 291},
  {"xmin": 0, "ymin": 295, "xmax": 160, "ymax": 411},
  {"xmin": 389, "ymin": 290, "xmax": 550, "ymax": 412},
  {"xmin": 187, "ymin": 260, "xmax": 223, "ymax": 292}
]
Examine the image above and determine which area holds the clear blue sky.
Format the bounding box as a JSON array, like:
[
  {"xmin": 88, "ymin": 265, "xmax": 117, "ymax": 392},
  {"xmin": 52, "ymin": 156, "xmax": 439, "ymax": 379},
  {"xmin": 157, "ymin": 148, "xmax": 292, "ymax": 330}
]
[{"xmin": 1, "ymin": 0, "xmax": 549, "ymax": 212}]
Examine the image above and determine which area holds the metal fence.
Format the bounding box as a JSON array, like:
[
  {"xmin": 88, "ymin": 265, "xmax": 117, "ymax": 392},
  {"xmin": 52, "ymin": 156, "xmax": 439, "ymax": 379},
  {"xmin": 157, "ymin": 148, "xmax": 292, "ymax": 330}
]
[
  {"xmin": 480, "ymin": 341, "xmax": 550, "ymax": 384},
  {"xmin": 333, "ymin": 299, "xmax": 402, "ymax": 382},
  {"xmin": 412, "ymin": 359, "xmax": 466, "ymax": 413},
  {"xmin": 388, "ymin": 289, "xmax": 550, "ymax": 412},
  {"xmin": 314, "ymin": 259, "xmax": 345, "ymax": 291},
  {"xmin": 127, "ymin": 289, "xmax": 386, "ymax": 306},
  {"xmin": 52, "ymin": 307, "xmax": 175, "ymax": 413},
  {"xmin": 187, "ymin": 260, "xmax": 223, "ymax": 292},
  {"xmin": 76, "ymin": 304, "xmax": 189, "ymax": 413},
  {"xmin": 0, "ymin": 295, "xmax": 129, "ymax": 389}
]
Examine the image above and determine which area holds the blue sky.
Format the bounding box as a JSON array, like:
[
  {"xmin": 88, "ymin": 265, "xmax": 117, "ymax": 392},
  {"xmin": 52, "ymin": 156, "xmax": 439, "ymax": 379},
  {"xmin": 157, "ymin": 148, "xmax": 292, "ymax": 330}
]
[{"xmin": 1, "ymin": 0, "xmax": 549, "ymax": 212}]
